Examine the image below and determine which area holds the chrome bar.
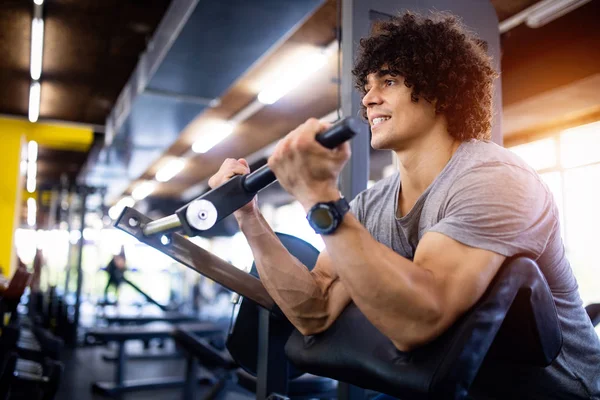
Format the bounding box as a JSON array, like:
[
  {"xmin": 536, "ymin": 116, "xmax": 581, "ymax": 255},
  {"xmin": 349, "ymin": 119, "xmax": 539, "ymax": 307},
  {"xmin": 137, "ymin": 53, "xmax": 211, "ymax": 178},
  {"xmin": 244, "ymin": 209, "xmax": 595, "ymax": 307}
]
[{"xmin": 142, "ymin": 214, "xmax": 182, "ymax": 236}]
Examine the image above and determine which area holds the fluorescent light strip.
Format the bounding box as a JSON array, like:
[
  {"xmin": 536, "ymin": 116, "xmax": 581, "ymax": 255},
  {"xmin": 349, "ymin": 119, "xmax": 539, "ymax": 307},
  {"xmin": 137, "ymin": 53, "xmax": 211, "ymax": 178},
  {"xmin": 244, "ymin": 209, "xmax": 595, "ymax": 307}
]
[
  {"xmin": 499, "ymin": 0, "xmax": 590, "ymax": 33},
  {"xmin": 27, "ymin": 198, "xmax": 37, "ymax": 227},
  {"xmin": 28, "ymin": 140, "xmax": 38, "ymax": 162},
  {"xmin": 30, "ymin": 17, "xmax": 44, "ymax": 80},
  {"xmin": 156, "ymin": 158, "xmax": 186, "ymax": 182},
  {"xmin": 132, "ymin": 181, "xmax": 157, "ymax": 201},
  {"xmin": 191, "ymin": 121, "xmax": 236, "ymax": 154},
  {"xmin": 29, "ymin": 81, "xmax": 41, "ymax": 123},
  {"xmin": 258, "ymin": 50, "xmax": 328, "ymax": 105},
  {"xmin": 27, "ymin": 177, "xmax": 36, "ymax": 194},
  {"xmin": 526, "ymin": 0, "xmax": 591, "ymax": 28}
]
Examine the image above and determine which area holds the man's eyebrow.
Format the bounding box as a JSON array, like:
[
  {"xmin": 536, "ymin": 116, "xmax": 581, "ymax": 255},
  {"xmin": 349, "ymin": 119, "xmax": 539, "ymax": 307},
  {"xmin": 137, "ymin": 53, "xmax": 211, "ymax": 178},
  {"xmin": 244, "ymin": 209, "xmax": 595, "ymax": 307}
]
[
  {"xmin": 376, "ymin": 69, "xmax": 399, "ymax": 77},
  {"xmin": 363, "ymin": 69, "xmax": 400, "ymax": 90}
]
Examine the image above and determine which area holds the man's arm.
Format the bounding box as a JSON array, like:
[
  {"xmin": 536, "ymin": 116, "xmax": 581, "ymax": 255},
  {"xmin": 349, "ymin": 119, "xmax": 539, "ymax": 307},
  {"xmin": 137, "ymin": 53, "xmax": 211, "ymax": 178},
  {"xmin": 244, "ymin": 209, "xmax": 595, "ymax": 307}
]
[
  {"xmin": 320, "ymin": 214, "xmax": 505, "ymax": 351},
  {"xmin": 206, "ymin": 156, "xmax": 351, "ymax": 335},
  {"xmin": 237, "ymin": 208, "xmax": 352, "ymax": 335}
]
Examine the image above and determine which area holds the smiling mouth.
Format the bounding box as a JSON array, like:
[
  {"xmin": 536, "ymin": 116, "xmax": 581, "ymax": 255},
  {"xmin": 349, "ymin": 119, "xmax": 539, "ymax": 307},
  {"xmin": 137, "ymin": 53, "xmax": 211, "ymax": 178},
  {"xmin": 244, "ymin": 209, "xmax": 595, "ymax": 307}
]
[{"xmin": 371, "ymin": 116, "xmax": 390, "ymax": 128}]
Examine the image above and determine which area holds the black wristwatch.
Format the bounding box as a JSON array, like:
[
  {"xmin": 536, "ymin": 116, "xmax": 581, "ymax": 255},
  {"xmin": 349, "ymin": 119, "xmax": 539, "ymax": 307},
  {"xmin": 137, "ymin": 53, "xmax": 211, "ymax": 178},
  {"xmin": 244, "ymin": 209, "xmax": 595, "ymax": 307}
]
[{"xmin": 306, "ymin": 197, "xmax": 350, "ymax": 235}]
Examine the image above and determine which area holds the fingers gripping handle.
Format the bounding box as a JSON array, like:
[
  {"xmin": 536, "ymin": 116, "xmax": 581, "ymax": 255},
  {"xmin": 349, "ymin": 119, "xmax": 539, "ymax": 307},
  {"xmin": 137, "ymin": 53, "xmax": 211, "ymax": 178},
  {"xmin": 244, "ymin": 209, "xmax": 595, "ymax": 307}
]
[
  {"xmin": 175, "ymin": 117, "xmax": 361, "ymax": 236},
  {"xmin": 242, "ymin": 117, "xmax": 360, "ymax": 193}
]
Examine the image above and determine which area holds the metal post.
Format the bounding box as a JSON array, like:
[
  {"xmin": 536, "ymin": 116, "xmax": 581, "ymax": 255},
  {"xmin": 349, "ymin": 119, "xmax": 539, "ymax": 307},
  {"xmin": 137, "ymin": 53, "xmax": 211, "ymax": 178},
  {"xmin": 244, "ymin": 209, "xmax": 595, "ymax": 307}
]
[
  {"xmin": 71, "ymin": 188, "xmax": 88, "ymax": 345},
  {"xmin": 116, "ymin": 341, "xmax": 126, "ymax": 387},
  {"xmin": 339, "ymin": 0, "xmax": 368, "ymax": 398},
  {"xmin": 256, "ymin": 308, "xmax": 289, "ymax": 399},
  {"xmin": 183, "ymin": 355, "xmax": 198, "ymax": 400},
  {"xmin": 339, "ymin": 0, "xmax": 370, "ymax": 203},
  {"xmin": 63, "ymin": 189, "xmax": 76, "ymax": 295}
]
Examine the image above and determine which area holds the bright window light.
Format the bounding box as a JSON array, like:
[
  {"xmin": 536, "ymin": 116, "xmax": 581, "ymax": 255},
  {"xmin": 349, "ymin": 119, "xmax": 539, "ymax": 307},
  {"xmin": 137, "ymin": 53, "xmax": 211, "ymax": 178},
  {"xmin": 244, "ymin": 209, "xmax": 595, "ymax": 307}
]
[
  {"xmin": 509, "ymin": 137, "xmax": 557, "ymax": 171},
  {"xmin": 257, "ymin": 50, "xmax": 327, "ymax": 105},
  {"xmin": 192, "ymin": 121, "xmax": 236, "ymax": 154},
  {"xmin": 559, "ymin": 121, "xmax": 600, "ymax": 169},
  {"xmin": 30, "ymin": 18, "xmax": 44, "ymax": 80},
  {"xmin": 29, "ymin": 81, "xmax": 41, "ymax": 123},
  {"xmin": 69, "ymin": 230, "xmax": 81, "ymax": 244},
  {"xmin": 131, "ymin": 181, "xmax": 156, "ymax": 201},
  {"xmin": 155, "ymin": 158, "xmax": 186, "ymax": 182},
  {"xmin": 27, "ymin": 198, "xmax": 37, "ymax": 227}
]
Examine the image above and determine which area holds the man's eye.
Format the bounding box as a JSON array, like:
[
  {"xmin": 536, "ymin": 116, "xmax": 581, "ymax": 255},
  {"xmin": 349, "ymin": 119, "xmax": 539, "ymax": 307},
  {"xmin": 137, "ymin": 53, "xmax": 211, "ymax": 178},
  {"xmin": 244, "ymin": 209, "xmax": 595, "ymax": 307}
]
[{"xmin": 385, "ymin": 79, "xmax": 395, "ymax": 86}]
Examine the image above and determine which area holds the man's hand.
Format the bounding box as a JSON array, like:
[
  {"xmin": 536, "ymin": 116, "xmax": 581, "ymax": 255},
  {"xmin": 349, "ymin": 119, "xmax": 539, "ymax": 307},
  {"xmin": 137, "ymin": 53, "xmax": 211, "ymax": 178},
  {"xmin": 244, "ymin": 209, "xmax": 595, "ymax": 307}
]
[
  {"xmin": 268, "ymin": 118, "xmax": 351, "ymax": 211},
  {"xmin": 208, "ymin": 158, "xmax": 258, "ymax": 219}
]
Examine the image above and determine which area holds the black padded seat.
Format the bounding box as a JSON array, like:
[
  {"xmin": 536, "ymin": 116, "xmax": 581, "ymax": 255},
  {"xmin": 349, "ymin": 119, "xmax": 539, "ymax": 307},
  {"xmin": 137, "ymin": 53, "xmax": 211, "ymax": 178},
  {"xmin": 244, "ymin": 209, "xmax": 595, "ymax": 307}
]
[
  {"xmin": 286, "ymin": 257, "xmax": 562, "ymax": 399},
  {"xmin": 235, "ymin": 368, "xmax": 337, "ymax": 397}
]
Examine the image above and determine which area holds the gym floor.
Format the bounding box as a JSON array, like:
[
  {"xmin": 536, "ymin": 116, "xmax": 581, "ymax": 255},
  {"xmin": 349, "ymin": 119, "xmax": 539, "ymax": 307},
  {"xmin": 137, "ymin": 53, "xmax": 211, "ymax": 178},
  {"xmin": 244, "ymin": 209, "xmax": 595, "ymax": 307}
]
[{"xmin": 57, "ymin": 341, "xmax": 254, "ymax": 400}]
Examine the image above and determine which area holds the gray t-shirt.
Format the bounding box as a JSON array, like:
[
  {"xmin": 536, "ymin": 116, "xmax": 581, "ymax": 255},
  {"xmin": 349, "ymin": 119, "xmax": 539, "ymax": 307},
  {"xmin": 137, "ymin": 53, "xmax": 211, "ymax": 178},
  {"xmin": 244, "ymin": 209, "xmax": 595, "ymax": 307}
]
[{"xmin": 350, "ymin": 139, "xmax": 600, "ymax": 399}]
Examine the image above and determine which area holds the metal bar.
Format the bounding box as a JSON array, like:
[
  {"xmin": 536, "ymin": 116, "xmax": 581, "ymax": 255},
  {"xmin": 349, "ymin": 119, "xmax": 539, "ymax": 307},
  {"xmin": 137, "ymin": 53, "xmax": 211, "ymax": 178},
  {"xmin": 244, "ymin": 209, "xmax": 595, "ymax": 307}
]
[
  {"xmin": 122, "ymin": 277, "xmax": 169, "ymax": 311},
  {"xmin": 116, "ymin": 207, "xmax": 275, "ymax": 311},
  {"xmin": 116, "ymin": 341, "xmax": 125, "ymax": 387},
  {"xmin": 142, "ymin": 214, "xmax": 182, "ymax": 236},
  {"xmin": 183, "ymin": 355, "xmax": 198, "ymax": 400}
]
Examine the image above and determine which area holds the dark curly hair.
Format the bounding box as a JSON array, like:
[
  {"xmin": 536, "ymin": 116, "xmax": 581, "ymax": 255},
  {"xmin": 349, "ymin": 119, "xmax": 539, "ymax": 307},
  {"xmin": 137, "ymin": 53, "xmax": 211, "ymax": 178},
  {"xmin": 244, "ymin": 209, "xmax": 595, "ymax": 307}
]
[{"xmin": 352, "ymin": 12, "xmax": 498, "ymax": 141}]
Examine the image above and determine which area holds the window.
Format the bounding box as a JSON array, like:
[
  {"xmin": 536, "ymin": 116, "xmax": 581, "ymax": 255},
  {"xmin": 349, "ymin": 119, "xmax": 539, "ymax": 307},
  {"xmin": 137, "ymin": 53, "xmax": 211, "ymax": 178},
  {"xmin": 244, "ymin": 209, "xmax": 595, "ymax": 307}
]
[{"xmin": 509, "ymin": 121, "xmax": 600, "ymax": 305}]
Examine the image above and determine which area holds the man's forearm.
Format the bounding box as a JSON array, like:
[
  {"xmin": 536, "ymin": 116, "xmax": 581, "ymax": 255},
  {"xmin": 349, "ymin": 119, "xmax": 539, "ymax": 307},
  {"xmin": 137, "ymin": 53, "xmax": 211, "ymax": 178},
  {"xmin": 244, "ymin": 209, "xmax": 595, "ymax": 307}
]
[
  {"xmin": 236, "ymin": 210, "xmax": 334, "ymax": 333},
  {"xmin": 321, "ymin": 214, "xmax": 442, "ymax": 350}
]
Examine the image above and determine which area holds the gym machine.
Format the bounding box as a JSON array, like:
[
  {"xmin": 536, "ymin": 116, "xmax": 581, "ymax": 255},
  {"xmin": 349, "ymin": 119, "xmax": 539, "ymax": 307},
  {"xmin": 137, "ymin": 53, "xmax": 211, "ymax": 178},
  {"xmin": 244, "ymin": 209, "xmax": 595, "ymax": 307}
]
[{"xmin": 114, "ymin": 117, "xmax": 562, "ymax": 399}]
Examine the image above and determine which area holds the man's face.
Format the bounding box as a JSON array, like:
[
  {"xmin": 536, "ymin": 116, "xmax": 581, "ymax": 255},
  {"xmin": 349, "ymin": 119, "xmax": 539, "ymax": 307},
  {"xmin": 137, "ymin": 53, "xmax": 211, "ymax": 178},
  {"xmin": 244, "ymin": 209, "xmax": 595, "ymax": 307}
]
[{"xmin": 362, "ymin": 69, "xmax": 437, "ymax": 151}]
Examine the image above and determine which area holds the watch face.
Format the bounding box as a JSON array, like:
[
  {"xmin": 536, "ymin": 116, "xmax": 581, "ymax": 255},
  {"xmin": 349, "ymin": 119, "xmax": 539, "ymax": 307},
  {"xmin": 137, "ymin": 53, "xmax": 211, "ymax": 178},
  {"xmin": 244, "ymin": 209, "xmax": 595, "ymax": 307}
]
[{"xmin": 311, "ymin": 207, "xmax": 334, "ymax": 230}]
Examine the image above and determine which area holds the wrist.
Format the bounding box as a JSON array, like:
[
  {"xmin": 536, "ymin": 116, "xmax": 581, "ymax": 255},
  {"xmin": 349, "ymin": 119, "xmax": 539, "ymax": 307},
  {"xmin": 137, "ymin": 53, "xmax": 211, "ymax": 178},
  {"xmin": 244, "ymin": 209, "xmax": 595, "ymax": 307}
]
[
  {"xmin": 234, "ymin": 203, "xmax": 259, "ymax": 222},
  {"xmin": 300, "ymin": 187, "xmax": 342, "ymax": 213}
]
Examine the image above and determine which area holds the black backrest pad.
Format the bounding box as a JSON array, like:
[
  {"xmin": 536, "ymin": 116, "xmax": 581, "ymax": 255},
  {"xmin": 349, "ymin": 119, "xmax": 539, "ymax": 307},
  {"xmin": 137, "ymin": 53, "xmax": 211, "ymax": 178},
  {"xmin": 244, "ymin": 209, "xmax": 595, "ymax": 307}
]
[
  {"xmin": 285, "ymin": 257, "xmax": 562, "ymax": 399},
  {"xmin": 226, "ymin": 232, "xmax": 320, "ymax": 378}
]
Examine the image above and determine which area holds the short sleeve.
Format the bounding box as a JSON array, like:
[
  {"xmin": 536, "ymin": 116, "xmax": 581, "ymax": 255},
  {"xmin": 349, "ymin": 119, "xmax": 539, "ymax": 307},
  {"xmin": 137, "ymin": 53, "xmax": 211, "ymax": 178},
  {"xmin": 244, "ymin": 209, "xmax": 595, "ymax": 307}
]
[
  {"xmin": 428, "ymin": 163, "xmax": 558, "ymax": 259},
  {"xmin": 349, "ymin": 195, "xmax": 363, "ymax": 225}
]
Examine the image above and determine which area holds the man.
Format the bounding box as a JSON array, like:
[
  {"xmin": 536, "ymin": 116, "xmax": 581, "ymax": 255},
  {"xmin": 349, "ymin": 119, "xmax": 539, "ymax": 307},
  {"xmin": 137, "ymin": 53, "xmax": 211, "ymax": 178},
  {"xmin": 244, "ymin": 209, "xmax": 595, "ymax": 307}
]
[
  {"xmin": 103, "ymin": 247, "xmax": 127, "ymax": 304},
  {"xmin": 209, "ymin": 12, "xmax": 600, "ymax": 399}
]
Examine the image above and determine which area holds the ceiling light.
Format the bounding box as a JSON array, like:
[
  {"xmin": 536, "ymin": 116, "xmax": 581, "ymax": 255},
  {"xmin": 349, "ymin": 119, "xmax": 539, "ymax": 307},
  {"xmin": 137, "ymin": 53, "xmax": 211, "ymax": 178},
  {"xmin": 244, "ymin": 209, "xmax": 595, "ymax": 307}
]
[
  {"xmin": 155, "ymin": 158, "xmax": 186, "ymax": 182},
  {"xmin": 257, "ymin": 50, "xmax": 327, "ymax": 105},
  {"xmin": 526, "ymin": 0, "xmax": 591, "ymax": 28},
  {"xmin": 27, "ymin": 164, "xmax": 37, "ymax": 194},
  {"xmin": 28, "ymin": 140, "xmax": 38, "ymax": 162},
  {"xmin": 131, "ymin": 181, "xmax": 157, "ymax": 201},
  {"xmin": 33, "ymin": 0, "xmax": 44, "ymax": 5},
  {"xmin": 192, "ymin": 121, "xmax": 236, "ymax": 154},
  {"xmin": 27, "ymin": 176, "xmax": 36, "ymax": 193},
  {"xmin": 27, "ymin": 198, "xmax": 37, "ymax": 227},
  {"xmin": 29, "ymin": 81, "xmax": 41, "ymax": 123},
  {"xmin": 30, "ymin": 18, "xmax": 44, "ymax": 80}
]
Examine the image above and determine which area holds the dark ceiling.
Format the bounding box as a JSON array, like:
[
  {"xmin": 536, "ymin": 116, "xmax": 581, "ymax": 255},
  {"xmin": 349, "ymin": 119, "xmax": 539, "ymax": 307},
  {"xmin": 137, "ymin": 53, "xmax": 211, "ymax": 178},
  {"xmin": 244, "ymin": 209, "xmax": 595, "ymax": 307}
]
[
  {"xmin": 2, "ymin": 0, "xmax": 600, "ymax": 224},
  {"xmin": 0, "ymin": 0, "xmax": 171, "ymax": 125}
]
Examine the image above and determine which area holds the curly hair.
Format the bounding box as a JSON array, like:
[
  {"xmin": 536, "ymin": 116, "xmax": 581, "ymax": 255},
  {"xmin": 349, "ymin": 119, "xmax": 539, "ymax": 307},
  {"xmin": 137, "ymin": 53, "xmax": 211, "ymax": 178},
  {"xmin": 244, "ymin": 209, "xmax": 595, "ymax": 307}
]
[{"xmin": 352, "ymin": 12, "xmax": 498, "ymax": 141}]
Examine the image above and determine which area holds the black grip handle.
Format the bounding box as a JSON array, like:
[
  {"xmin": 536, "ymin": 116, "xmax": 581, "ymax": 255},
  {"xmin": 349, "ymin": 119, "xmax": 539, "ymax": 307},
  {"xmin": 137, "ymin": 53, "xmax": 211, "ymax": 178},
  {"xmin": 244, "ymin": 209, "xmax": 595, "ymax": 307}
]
[{"xmin": 243, "ymin": 117, "xmax": 360, "ymax": 193}]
